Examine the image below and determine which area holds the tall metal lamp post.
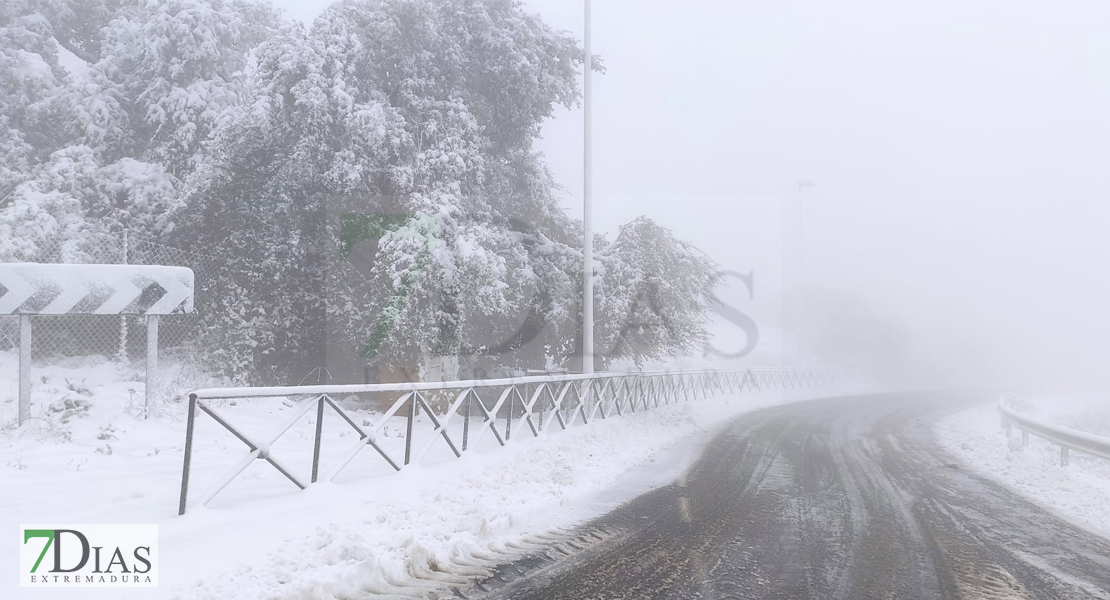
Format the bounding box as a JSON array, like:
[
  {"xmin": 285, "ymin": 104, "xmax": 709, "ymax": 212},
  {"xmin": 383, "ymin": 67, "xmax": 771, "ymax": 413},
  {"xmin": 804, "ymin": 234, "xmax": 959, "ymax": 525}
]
[
  {"xmin": 796, "ymin": 180, "xmax": 814, "ymax": 360},
  {"xmin": 582, "ymin": 0, "xmax": 595, "ymax": 374}
]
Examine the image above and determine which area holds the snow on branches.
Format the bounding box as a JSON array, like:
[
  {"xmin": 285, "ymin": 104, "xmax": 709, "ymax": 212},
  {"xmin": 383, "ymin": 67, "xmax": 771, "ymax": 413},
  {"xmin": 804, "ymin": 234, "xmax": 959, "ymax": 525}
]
[{"xmin": 0, "ymin": 0, "xmax": 718, "ymax": 382}]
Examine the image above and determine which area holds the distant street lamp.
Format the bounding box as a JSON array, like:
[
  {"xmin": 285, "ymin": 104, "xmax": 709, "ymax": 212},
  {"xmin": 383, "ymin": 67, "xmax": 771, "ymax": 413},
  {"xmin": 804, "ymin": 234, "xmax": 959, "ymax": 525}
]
[{"xmin": 796, "ymin": 180, "xmax": 814, "ymax": 361}]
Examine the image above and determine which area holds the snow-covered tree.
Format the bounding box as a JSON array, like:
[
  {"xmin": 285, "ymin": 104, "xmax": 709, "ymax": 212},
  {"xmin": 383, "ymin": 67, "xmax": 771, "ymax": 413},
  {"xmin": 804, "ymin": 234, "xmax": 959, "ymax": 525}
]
[
  {"xmin": 0, "ymin": 0, "xmax": 719, "ymax": 382},
  {"xmin": 596, "ymin": 217, "xmax": 719, "ymax": 367},
  {"xmin": 0, "ymin": 119, "xmax": 34, "ymax": 201},
  {"xmin": 0, "ymin": 145, "xmax": 184, "ymax": 261},
  {"xmin": 177, "ymin": 0, "xmax": 595, "ymax": 381},
  {"xmin": 0, "ymin": 147, "xmax": 91, "ymax": 262},
  {"xmin": 30, "ymin": 0, "xmax": 125, "ymax": 63},
  {"xmin": 0, "ymin": 0, "xmax": 280, "ymax": 263},
  {"xmin": 70, "ymin": 0, "xmax": 280, "ymax": 173},
  {"xmin": 0, "ymin": 1, "xmax": 72, "ymax": 164}
]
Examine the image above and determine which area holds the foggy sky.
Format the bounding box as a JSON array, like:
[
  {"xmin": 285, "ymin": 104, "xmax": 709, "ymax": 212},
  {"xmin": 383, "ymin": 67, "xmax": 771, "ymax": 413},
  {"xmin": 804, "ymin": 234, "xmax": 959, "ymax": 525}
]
[{"xmin": 276, "ymin": 0, "xmax": 1110, "ymax": 386}]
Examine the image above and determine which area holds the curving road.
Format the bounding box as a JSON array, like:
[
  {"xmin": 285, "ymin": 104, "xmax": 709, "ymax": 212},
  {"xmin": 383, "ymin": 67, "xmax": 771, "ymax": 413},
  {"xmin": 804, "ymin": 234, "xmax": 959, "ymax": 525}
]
[{"xmin": 467, "ymin": 393, "xmax": 1110, "ymax": 600}]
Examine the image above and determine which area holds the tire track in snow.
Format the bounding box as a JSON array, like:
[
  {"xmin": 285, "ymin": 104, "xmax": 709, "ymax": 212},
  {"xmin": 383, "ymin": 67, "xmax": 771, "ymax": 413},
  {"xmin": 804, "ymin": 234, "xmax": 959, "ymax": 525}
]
[{"xmin": 444, "ymin": 393, "xmax": 1110, "ymax": 600}]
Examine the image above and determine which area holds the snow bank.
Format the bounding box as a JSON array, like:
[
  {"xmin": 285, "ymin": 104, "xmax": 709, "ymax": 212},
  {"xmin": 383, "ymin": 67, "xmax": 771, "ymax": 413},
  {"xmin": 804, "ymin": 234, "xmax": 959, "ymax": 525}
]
[
  {"xmin": 0, "ymin": 352, "xmax": 847, "ymax": 599},
  {"xmin": 934, "ymin": 400, "xmax": 1110, "ymax": 540}
]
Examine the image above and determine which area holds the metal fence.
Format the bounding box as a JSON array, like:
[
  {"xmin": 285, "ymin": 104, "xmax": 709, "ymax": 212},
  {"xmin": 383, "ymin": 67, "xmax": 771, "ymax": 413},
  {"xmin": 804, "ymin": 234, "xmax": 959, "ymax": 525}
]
[
  {"xmin": 999, "ymin": 393, "xmax": 1110, "ymax": 466},
  {"xmin": 178, "ymin": 367, "xmax": 836, "ymax": 514},
  {"xmin": 0, "ymin": 235, "xmax": 206, "ymax": 364}
]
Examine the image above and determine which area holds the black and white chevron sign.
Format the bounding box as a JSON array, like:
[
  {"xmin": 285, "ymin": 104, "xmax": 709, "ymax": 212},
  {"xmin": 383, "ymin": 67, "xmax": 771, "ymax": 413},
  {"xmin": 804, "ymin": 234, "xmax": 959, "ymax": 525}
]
[{"xmin": 0, "ymin": 264, "xmax": 194, "ymax": 315}]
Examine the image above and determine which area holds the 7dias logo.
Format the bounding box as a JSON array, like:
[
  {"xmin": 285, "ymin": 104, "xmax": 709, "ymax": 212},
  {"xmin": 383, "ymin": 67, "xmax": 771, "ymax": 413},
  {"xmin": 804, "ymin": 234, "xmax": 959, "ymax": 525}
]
[{"xmin": 20, "ymin": 525, "xmax": 158, "ymax": 587}]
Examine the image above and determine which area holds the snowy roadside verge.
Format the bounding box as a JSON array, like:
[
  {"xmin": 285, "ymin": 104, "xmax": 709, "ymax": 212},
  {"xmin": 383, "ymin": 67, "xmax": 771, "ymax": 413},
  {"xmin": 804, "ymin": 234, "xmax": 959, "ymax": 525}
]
[
  {"xmin": 934, "ymin": 400, "xmax": 1110, "ymax": 540},
  {"xmin": 1, "ymin": 361, "xmax": 849, "ymax": 600}
]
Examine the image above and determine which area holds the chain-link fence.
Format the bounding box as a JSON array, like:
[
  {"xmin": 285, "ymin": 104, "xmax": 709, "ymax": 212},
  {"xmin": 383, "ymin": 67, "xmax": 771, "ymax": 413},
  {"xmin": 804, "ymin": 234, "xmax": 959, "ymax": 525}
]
[{"xmin": 0, "ymin": 234, "xmax": 207, "ymax": 366}]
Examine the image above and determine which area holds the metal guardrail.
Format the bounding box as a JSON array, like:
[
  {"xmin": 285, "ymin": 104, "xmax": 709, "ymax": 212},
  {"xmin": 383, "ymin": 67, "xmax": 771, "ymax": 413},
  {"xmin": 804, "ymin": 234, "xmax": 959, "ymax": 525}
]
[
  {"xmin": 998, "ymin": 393, "xmax": 1110, "ymax": 466},
  {"xmin": 178, "ymin": 367, "xmax": 835, "ymax": 514}
]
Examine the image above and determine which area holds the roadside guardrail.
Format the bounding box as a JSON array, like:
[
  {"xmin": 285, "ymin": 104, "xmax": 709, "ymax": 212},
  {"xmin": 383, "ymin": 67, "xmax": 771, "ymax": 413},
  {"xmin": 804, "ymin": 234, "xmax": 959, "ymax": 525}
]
[
  {"xmin": 178, "ymin": 368, "xmax": 836, "ymax": 514},
  {"xmin": 999, "ymin": 393, "xmax": 1110, "ymax": 466}
]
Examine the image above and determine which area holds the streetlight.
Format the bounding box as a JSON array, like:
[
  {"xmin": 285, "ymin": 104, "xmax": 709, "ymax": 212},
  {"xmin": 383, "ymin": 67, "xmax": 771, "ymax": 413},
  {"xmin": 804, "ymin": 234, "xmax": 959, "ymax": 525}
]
[
  {"xmin": 582, "ymin": 0, "xmax": 594, "ymax": 374},
  {"xmin": 796, "ymin": 180, "xmax": 814, "ymax": 361}
]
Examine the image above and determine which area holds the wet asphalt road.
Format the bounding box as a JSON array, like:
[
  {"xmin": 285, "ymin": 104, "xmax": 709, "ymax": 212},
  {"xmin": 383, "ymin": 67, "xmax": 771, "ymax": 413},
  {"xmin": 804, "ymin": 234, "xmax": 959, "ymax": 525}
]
[{"xmin": 468, "ymin": 392, "xmax": 1110, "ymax": 600}]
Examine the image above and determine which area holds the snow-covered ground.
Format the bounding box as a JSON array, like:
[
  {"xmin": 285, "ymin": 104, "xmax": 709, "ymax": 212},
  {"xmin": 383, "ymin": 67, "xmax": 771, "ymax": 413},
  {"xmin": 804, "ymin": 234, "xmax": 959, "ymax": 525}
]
[
  {"xmin": 934, "ymin": 397, "xmax": 1110, "ymax": 540},
  {"xmin": 0, "ymin": 352, "xmax": 847, "ymax": 599}
]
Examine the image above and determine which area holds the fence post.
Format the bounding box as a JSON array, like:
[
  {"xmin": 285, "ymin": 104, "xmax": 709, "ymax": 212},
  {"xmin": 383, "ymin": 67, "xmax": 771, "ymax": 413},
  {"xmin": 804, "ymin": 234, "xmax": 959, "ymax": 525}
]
[
  {"xmin": 178, "ymin": 393, "xmax": 198, "ymax": 515},
  {"xmin": 145, "ymin": 314, "xmax": 159, "ymax": 419},
  {"xmin": 1060, "ymin": 445, "xmax": 1069, "ymax": 467},
  {"xmin": 311, "ymin": 395, "xmax": 326, "ymax": 483},
  {"xmin": 18, "ymin": 314, "xmax": 31, "ymax": 426},
  {"xmin": 506, "ymin": 386, "xmax": 515, "ymax": 441},
  {"xmin": 462, "ymin": 391, "xmax": 471, "ymax": 451},
  {"xmin": 1021, "ymin": 430, "xmax": 1029, "ymax": 450},
  {"xmin": 404, "ymin": 393, "xmax": 416, "ymax": 466},
  {"xmin": 537, "ymin": 386, "xmax": 545, "ymax": 431},
  {"xmin": 583, "ymin": 380, "xmax": 593, "ymax": 422}
]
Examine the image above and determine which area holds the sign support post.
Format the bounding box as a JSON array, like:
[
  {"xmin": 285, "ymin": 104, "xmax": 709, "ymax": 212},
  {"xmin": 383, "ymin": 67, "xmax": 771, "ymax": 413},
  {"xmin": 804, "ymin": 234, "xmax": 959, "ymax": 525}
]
[
  {"xmin": 19, "ymin": 314, "xmax": 31, "ymax": 425},
  {"xmin": 1, "ymin": 263, "xmax": 194, "ymax": 426}
]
